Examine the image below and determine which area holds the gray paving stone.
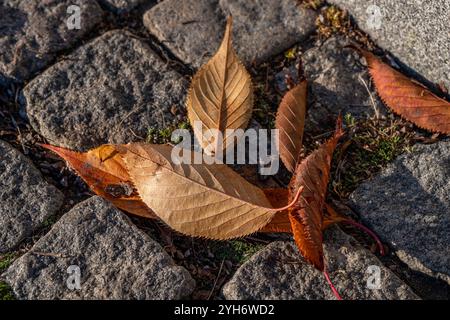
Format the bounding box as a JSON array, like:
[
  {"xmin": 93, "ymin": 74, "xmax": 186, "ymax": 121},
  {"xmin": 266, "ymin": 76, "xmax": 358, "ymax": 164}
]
[
  {"xmin": 350, "ymin": 140, "xmax": 450, "ymax": 285},
  {"xmin": 2, "ymin": 196, "xmax": 196, "ymax": 299},
  {"xmin": 98, "ymin": 0, "xmax": 151, "ymax": 14},
  {"xmin": 143, "ymin": 0, "xmax": 317, "ymax": 68},
  {"xmin": 222, "ymin": 227, "xmax": 418, "ymax": 300},
  {"xmin": 301, "ymin": 36, "xmax": 385, "ymax": 130},
  {"xmin": 0, "ymin": 140, "xmax": 64, "ymax": 253},
  {"xmin": 329, "ymin": 0, "xmax": 450, "ymax": 89},
  {"xmin": 24, "ymin": 30, "xmax": 188, "ymax": 151},
  {"xmin": 0, "ymin": 0, "xmax": 103, "ymax": 86}
]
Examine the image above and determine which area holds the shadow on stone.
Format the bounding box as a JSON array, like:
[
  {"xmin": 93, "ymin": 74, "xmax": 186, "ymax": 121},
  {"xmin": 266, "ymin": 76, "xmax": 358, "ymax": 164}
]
[{"xmin": 350, "ymin": 142, "xmax": 450, "ymax": 289}]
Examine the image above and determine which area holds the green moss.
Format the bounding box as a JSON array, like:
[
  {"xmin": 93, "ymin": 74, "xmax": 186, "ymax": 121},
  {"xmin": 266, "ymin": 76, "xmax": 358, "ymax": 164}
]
[
  {"xmin": 284, "ymin": 47, "xmax": 297, "ymax": 60},
  {"xmin": 146, "ymin": 121, "xmax": 192, "ymax": 144},
  {"xmin": 177, "ymin": 121, "xmax": 191, "ymax": 131},
  {"xmin": 316, "ymin": 5, "xmax": 350, "ymax": 38},
  {"xmin": 332, "ymin": 117, "xmax": 414, "ymax": 198},
  {"xmin": 42, "ymin": 215, "xmax": 57, "ymax": 228},
  {"xmin": 213, "ymin": 240, "xmax": 263, "ymax": 264},
  {"xmin": 302, "ymin": 0, "xmax": 325, "ymax": 10},
  {"xmin": 0, "ymin": 281, "xmax": 15, "ymax": 300},
  {"xmin": 146, "ymin": 127, "xmax": 170, "ymax": 144},
  {"xmin": 0, "ymin": 253, "xmax": 16, "ymax": 273},
  {"xmin": 344, "ymin": 113, "xmax": 356, "ymax": 127}
]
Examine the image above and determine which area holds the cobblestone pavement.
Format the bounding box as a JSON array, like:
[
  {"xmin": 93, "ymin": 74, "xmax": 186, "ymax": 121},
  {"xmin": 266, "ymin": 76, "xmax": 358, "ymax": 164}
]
[{"xmin": 0, "ymin": 0, "xmax": 448, "ymax": 300}]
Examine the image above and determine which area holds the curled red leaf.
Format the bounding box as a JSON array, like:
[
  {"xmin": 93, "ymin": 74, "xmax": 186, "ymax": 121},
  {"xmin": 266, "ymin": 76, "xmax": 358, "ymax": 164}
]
[
  {"xmin": 360, "ymin": 49, "xmax": 450, "ymax": 134},
  {"xmin": 275, "ymin": 80, "xmax": 307, "ymax": 172},
  {"xmin": 288, "ymin": 117, "xmax": 344, "ymax": 271}
]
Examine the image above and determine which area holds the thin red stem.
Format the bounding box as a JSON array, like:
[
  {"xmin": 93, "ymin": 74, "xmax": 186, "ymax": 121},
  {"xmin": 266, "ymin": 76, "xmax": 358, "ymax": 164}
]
[
  {"xmin": 342, "ymin": 219, "xmax": 385, "ymax": 256},
  {"xmin": 323, "ymin": 270, "xmax": 343, "ymax": 300}
]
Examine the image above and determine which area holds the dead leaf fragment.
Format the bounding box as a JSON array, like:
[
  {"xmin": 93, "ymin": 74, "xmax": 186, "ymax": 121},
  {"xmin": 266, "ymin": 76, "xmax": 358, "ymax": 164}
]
[
  {"xmin": 186, "ymin": 16, "xmax": 253, "ymax": 155},
  {"xmin": 276, "ymin": 80, "xmax": 307, "ymax": 172}
]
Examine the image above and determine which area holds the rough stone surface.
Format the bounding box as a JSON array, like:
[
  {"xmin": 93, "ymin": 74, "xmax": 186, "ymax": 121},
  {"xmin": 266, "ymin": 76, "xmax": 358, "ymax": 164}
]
[
  {"xmin": 24, "ymin": 30, "xmax": 188, "ymax": 151},
  {"xmin": 301, "ymin": 36, "xmax": 385, "ymax": 130},
  {"xmin": 2, "ymin": 196, "xmax": 196, "ymax": 299},
  {"xmin": 0, "ymin": 0, "xmax": 103, "ymax": 86},
  {"xmin": 0, "ymin": 140, "xmax": 64, "ymax": 253},
  {"xmin": 143, "ymin": 0, "xmax": 317, "ymax": 68},
  {"xmin": 222, "ymin": 227, "xmax": 418, "ymax": 300},
  {"xmin": 350, "ymin": 141, "xmax": 450, "ymax": 285},
  {"xmin": 329, "ymin": 0, "xmax": 450, "ymax": 89},
  {"xmin": 98, "ymin": 0, "xmax": 150, "ymax": 13}
]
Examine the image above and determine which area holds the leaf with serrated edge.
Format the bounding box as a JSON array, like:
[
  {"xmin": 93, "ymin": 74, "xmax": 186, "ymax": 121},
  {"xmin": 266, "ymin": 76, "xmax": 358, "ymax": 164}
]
[
  {"xmin": 276, "ymin": 80, "xmax": 307, "ymax": 172},
  {"xmin": 260, "ymin": 188, "xmax": 347, "ymax": 233},
  {"xmin": 41, "ymin": 144, "xmax": 156, "ymax": 219},
  {"xmin": 360, "ymin": 49, "xmax": 450, "ymax": 134},
  {"xmin": 186, "ymin": 16, "xmax": 253, "ymax": 155},
  {"xmin": 288, "ymin": 117, "xmax": 344, "ymax": 271},
  {"xmin": 118, "ymin": 143, "xmax": 302, "ymax": 240}
]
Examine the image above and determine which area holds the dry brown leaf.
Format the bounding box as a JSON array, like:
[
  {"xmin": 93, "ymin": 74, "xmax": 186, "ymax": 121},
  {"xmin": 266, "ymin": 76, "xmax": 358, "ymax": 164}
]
[
  {"xmin": 260, "ymin": 189, "xmax": 347, "ymax": 233},
  {"xmin": 275, "ymin": 80, "xmax": 307, "ymax": 172},
  {"xmin": 186, "ymin": 16, "xmax": 253, "ymax": 155},
  {"xmin": 118, "ymin": 143, "xmax": 302, "ymax": 240},
  {"xmin": 288, "ymin": 118, "xmax": 344, "ymax": 271},
  {"xmin": 41, "ymin": 144, "xmax": 155, "ymax": 219},
  {"xmin": 260, "ymin": 188, "xmax": 291, "ymax": 233},
  {"xmin": 359, "ymin": 49, "xmax": 450, "ymax": 134}
]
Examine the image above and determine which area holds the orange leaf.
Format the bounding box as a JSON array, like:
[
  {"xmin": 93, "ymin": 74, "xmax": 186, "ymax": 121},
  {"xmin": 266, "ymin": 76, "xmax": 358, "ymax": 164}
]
[
  {"xmin": 260, "ymin": 188, "xmax": 291, "ymax": 233},
  {"xmin": 260, "ymin": 190, "xmax": 347, "ymax": 233},
  {"xmin": 288, "ymin": 117, "xmax": 344, "ymax": 271},
  {"xmin": 360, "ymin": 49, "xmax": 450, "ymax": 134},
  {"xmin": 41, "ymin": 144, "xmax": 155, "ymax": 219},
  {"xmin": 275, "ymin": 80, "xmax": 307, "ymax": 172},
  {"xmin": 263, "ymin": 188, "xmax": 289, "ymax": 208}
]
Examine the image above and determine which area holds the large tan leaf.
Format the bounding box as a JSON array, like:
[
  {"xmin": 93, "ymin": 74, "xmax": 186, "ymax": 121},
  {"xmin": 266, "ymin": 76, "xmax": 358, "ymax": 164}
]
[
  {"xmin": 359, "ymin": 48, "xmax": 450, "ymax": 134},
  {"xmin": 288, "ymin": 118, "xmax": 344, "ymax": 271},
  {"xmin": 186, "ymin": 16, "xmax": 253, "ymax": 155},
  {"xmin": 41, "ymin": 144, "xmax": 156, "ymax": 219},
  {"xmin": 118, "ymin": 143, "xmax": 301, "ymax": 239},
  {"xmin": 275, "ymin": 80, "xmax": 307, "ymax": 172}
]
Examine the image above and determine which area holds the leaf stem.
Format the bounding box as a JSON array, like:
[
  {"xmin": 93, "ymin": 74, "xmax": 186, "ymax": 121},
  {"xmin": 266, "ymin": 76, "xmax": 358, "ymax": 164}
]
[
  {"xmin": 323, "ymin": 270, "xmax": 343, "ymax": 300},
  {"xmin": 272, "ymin": 186, "xmax": 304, "ymax": 212},
  {"xmin": 342, "ymin": 219, "xmax": 385, "ymax": 256}
]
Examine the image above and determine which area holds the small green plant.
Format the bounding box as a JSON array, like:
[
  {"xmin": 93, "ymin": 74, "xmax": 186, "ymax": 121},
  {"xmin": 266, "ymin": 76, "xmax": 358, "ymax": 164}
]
[
  {"xmin": 147, "ymin": 127, "xmax": 173, "ymax": 144},
  {"xmin": 0, "ymin": 282, "xmax": 15, "ymax": 300},
  {"xmin": 316, "ymin": 5, "xmax": 350, "ymax": 38},
  {"xmin": 146, "ymin": 121, "xmax": 192, "ymax": 144},
  {"xmin": 344, "ymin": 113, "xmax": 356, "ymax": 127},
  {"xmin": 0, "ymin": 253, "xmax": 16, "ymax": 273},
  {"xmin": 284, "ymin": 47, "xmax": 297, "ymax": 60},
  {"xmin": 177, "ymin": 121, "xmax": 190, "ymax": 130},
  {"xmin": 332, "ymin": 118, "xmax": 414, "ymax": 198},
  {"xmin": 213, "ymin": 240, "xmax": 263, "ymax": 264},
  {"xmin": 42, "ymin": 215, "xmax": 57, "ymax": 228},
  {"xmin": 302, "ymin": 0, "xmax": 324, "ymax": 10}
]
